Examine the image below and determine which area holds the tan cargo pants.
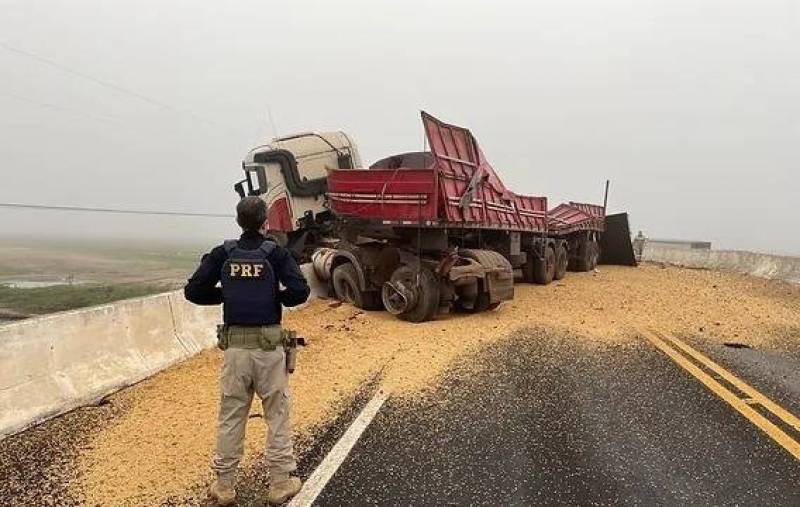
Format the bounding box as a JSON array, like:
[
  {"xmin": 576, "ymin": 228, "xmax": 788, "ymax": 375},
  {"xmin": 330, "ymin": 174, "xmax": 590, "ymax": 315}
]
[{"xmin": 211, "ymin": 346, "xmax": 297, "ymax": 479}]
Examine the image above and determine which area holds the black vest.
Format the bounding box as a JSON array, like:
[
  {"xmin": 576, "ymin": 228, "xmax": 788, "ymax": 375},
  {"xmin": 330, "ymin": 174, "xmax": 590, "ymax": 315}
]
[{"xmin": 220, "ymin": 240, "xmax": 278, "ymax": 325}]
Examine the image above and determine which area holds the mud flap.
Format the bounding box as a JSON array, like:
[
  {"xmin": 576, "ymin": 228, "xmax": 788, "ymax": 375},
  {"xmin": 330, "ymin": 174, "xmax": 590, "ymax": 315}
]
[{"xmin": 599, "ymin": 212, "xmax": 637, "ymax": 266}]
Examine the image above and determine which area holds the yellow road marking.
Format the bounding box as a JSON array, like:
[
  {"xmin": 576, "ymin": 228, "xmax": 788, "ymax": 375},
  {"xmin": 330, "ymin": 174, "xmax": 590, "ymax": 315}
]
[
  {"xmin": 640, "ymin": 329, "xmax": 800, "ymax": 460},
  {"xmin": 661, "ymin": 332, "xmax": 800, "ymax": 433}
]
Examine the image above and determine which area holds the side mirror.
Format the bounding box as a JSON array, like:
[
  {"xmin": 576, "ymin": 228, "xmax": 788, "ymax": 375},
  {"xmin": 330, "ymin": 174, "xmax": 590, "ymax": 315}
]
[
  {"xmin": 244, "ymin": 164, "xmax": 267, "ymax": 196},
  {"xmin": 234, "ymin": 180, "xmax": 246, "ymax": 199}
]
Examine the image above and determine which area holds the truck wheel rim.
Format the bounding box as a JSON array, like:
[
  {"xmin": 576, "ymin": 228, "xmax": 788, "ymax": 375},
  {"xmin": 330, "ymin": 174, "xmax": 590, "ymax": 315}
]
[{"xmin": 382, "ymin": 280, "xmax": 416, "ymax": 315}]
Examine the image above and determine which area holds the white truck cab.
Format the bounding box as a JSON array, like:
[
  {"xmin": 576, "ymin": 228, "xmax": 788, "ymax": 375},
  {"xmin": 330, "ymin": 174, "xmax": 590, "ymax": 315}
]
[{"xmin": 236, "ymin": 131, "xmax": 361, "ymax": 251}]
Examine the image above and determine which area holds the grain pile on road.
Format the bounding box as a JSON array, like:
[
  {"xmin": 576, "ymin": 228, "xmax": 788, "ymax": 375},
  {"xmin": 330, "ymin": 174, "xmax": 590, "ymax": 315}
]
[{"xmin": 48, "ymin": 264, "xmax": 800, "ymax": 504}]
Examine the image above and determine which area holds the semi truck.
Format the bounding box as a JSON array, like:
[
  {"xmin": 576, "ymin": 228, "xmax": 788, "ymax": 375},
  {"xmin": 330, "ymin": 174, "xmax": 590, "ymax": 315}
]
[{"xmin": 235, "ymin": 111, "xmax": 634, "ymax": 322}]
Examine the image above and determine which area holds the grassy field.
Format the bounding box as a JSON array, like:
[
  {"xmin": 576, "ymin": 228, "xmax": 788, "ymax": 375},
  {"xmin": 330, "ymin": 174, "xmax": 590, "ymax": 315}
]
[
  {"xmin": 0, "ymin": 283, "xmax": 167, "ymax": 316},
  {"xmin": 0, "ymin": 238, "xmax": 209, "ymax": 321}
]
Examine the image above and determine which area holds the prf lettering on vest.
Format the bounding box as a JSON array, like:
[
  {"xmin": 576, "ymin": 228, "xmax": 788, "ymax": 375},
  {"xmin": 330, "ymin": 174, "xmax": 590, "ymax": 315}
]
[
  {"xmin": 229, "ymin": 262, "xmax": 265, "ymax": 278},
  {"xmin": 252, "ymin": 264, "xmax": 264, "ymax": 277}
]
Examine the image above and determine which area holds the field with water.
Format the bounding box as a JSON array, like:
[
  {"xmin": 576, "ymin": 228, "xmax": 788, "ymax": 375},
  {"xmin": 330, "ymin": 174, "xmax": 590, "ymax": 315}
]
[{"xmin": 0, "ymin": 238, "xmax": 207, "ymax": 322}]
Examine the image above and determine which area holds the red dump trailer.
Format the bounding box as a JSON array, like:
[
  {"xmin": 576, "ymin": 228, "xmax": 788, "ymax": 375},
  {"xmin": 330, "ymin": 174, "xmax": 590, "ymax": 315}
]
[
  {"xmin": 309, "ymin": 112, "xmax": 607, "ymax": 321},
  {"xmin": 237, "ymin": 111, "xmax": 632, "ymax": 322}
]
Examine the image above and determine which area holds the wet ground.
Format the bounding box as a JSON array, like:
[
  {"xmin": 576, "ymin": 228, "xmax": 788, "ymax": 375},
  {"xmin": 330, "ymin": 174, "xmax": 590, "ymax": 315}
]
[
  {"xmin": 316, "ymin": 329, "xmax": 800, "ymax": 506},
  {"xmin": 2, "ymin": 327, "xmax": 799, "ymax": 506},
  {"xmin": 0, "ymin": 396, "xmax": 123, "ymax": 506}
]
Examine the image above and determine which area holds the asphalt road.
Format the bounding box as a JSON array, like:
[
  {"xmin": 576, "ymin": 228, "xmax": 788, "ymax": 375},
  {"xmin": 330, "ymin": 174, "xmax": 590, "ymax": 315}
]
[
  {"xmin": 2, "ymin": 327, "xmax": 798, "ymax": 506},
  {"xmin": 313, "ymin": 328, "xmax": 800, "ymax": 506}
]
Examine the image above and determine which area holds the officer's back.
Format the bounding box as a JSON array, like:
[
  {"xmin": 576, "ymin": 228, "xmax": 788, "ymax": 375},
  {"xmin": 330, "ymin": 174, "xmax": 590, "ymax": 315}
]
[
  {"xmin": 184, "ymin": 208, "xmax": 309, "ymax": 322},
  {"xmin": 184, "ymin": 196, "xmax": 309, "ymax": 506}
]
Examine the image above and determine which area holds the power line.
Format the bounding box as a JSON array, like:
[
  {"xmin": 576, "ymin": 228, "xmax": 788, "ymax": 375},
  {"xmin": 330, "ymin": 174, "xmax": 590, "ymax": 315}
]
[
  {"xmin": 0, "ymin": 41, "xmax": 226, "ymax": 130},
  {"xmin": 0, "ymin": 91, "xmax": 123, "ymax": 126},
  {"xmin": 0, "ymin": 202, "xmax": 233, "ymax": 218}
]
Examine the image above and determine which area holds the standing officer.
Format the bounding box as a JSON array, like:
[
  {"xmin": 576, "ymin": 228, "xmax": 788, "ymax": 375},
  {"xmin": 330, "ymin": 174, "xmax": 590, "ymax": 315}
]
[
  {"xmin": 185, "ymin": 196, "xmax": 310, "ymax": 506},
  {"xmin": 632, "ymin": 230, "xmax": 646, "ymax": 262}
]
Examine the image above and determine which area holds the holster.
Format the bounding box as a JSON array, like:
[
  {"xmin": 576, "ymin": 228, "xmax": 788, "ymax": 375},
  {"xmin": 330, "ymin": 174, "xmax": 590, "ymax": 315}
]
[
  {"xmin": 283, "ymin": 329, "xmax": 298, "ymax": 373},
  {"xmin": 282, "ymin": 329, "xmax": 307, "ymax": 374}
]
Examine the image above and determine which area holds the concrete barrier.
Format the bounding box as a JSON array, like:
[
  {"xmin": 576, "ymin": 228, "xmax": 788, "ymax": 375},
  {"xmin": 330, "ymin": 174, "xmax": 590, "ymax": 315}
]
[
  {"xmin": 0, "ymin": 263, "xmax": 326, "ymax": 440},
  {"xmin": 643, "ymin": 246, "xmax": 800, "ymax": 285},
  {"xmin": 0, "ymin": 292, "xmax": 220, "ymax": 440}
]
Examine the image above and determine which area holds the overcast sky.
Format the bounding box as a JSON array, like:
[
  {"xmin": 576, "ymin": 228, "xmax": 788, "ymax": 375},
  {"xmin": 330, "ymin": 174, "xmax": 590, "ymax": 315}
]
[{"xmin": 1, "ymin": 0, "xmax": 797, "ymax": 254}]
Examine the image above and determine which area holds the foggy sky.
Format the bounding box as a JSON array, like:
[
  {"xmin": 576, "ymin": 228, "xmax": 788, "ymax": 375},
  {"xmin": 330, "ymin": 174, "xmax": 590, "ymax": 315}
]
[{"xmin": 1, "ymin": 0, "xmax": 798, "ymax": 254}]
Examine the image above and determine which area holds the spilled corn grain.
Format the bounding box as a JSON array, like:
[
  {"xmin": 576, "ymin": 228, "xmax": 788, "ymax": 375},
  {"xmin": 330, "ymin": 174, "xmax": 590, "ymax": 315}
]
[{"xmin": 73, "ymin": 264, "xmax": 800, "ymax": 505}]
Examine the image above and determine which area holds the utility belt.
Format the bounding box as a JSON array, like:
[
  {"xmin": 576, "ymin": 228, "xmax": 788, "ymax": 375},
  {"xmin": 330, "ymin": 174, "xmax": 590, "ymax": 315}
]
[
  {"xmin": 216, "ymin": 324, "xmax": 283, "ymax": 351},
  {"xmin": 216, "ymin": 324, "xmax": 307, "ymax": 374}
]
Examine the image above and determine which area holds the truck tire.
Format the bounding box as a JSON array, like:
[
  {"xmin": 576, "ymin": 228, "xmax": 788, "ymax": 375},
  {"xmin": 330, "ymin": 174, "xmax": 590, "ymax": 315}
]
[
  {"xmin": 455, "ymin": 280, "xmax": 498, "ymax": 313},
  {"xmin": 588, "ymin": 241, "xmax": 600, "ymax": 270},
  {"xmin": 574, "ymin": 240, "xmax": 592, "ymax": 272},
  {"xmin": 533, "ymin": 245, "xmax": 556, "ymax": 285},
  {"xmin": 332, "ymin": 263, "xmax": 382, "ymax": 310},
  {"xmin": 472, "ymin": 288, "xmax": 502, "ymax": 312},
  {"xmin": 382, "ymin": 265, "xmax": 440, "ymax": 322},
  {"xmin": 522, "ymin": 251, "xmax": 535, "ymax": 283},
  {"xmin": 459, "ymin": 249, "xmax": 513, "ymax": 310},
  {"xmin": 554, "ymin": 244, "xmax": 568, "ymax": 280}
]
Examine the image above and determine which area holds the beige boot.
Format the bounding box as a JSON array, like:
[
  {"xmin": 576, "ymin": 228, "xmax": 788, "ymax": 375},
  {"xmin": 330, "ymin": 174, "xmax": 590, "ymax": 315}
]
[
  {"xmin": 209, "ymin": 475, "xmax": 236, "ymax": 506},
  {"xmin": 267, "ymin": 475, "xmax": 302, "ymax": 505}
]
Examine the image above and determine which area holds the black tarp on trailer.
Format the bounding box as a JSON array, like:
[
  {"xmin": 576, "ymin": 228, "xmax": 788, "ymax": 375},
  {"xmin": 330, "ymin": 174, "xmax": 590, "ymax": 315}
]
[{"xmin": 600, "ymin": 212, "xmax": 637, "ymax": 266}]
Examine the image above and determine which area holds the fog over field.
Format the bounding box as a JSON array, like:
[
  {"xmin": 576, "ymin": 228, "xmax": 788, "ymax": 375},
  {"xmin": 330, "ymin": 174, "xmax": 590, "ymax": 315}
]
[{"xmin": 0, "ymin": 0, "xmax": 798, "ymax": 254}]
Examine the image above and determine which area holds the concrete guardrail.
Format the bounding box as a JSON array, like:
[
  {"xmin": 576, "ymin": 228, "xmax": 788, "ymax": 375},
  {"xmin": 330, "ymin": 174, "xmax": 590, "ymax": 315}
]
[
  {"xmin": 643, "ymin": 246, "xmax": 800, "ymax": 285},
  {"xmin": 0, "ymin": 264, "xmax": 325, "ymax": 440}
]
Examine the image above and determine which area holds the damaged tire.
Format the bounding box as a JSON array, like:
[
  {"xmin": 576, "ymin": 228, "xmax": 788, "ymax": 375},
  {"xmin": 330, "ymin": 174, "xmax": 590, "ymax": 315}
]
[
  {"xmin": 333, "ymin": 263, "xmax": 383, "ymax": 310},
  {"xmin": 382, "ymin": 265, "xmax": 440, "ymax": 322}
]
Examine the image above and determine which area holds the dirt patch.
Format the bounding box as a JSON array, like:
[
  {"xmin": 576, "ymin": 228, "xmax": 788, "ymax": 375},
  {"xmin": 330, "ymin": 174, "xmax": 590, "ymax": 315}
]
[
  {"xmin": 0, "ymin": 395, "xmax": 131, "ymax": 507},
  {"xmin": 62, "ymin": 264, "xmax": 800, "ymax": 505}
]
